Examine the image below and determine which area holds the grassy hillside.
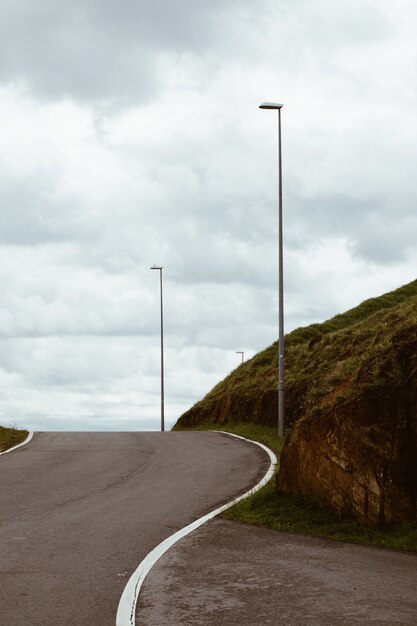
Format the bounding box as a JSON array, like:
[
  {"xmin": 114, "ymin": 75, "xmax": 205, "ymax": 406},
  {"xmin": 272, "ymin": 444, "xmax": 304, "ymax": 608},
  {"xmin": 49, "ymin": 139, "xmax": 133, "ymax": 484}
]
[
  {"xmin": 174, "ymin": 279, "xmax": 417, "ymax": 548},
  {"xmin": 175, "ymin": 279, "xmax": 417, "ymax": 432},
  {"xmin": 0, "ymin": 426, "xmax": 29, "ymax": 453}
]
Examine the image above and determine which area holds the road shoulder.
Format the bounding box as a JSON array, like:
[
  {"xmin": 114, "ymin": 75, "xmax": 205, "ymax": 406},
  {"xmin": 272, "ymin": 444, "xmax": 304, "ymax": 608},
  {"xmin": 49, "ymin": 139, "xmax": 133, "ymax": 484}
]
[{"xmin": 138, "ymin": 517, "xmax": 417, "ymax": 625}]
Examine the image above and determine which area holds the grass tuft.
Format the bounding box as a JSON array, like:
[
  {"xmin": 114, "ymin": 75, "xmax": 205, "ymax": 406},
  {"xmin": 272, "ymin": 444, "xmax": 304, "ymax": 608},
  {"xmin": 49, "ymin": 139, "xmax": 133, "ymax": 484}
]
[{"xmin": 0, "ymin": 426, "xmax": 29, "ymax": 453}]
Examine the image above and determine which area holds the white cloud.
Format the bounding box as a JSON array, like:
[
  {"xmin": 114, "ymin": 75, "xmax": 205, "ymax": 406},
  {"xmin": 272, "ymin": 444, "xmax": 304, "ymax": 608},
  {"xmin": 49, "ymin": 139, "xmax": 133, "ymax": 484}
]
[{"xmin": 0, "ymin": 0, "xmax": 415, "ymax": 430}]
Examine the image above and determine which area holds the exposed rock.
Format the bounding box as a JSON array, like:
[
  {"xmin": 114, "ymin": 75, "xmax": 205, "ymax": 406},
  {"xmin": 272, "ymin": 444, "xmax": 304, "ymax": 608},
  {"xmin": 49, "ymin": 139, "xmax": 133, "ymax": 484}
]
[{"xmin": 276, "ymin": 324, "xmax": 417, "ymax": 527}]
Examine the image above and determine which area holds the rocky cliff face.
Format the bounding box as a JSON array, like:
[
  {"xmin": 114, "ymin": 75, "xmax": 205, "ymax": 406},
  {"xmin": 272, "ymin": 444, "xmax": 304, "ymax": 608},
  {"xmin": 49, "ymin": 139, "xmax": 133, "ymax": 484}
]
[{"xmin": 276, "ymin": 324, "xmax": 417, "ymax": 527}]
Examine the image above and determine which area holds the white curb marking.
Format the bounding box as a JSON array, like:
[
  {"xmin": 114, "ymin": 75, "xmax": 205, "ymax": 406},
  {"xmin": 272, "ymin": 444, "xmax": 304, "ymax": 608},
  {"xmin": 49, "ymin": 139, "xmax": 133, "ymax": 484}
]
[
  {"xmin": 0, "ymin": 431, "xmax": 34, "ymax": 456},
  {"xmin": 116, "ymin": 431, "xmax": 277, "ymax": 626}
]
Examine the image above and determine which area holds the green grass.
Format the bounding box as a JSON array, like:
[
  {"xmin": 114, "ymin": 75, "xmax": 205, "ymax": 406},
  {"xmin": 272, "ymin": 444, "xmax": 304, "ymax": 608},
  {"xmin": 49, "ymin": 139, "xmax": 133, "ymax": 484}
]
[
  {"xmin": 0, "ymin": 426, "xmax": 29, "ymax": 453},
  {"xmin": 223, "ymin": 480, "xmax": 417, "ymax": 552},
  {"xmin": 176, "ymin": 279, "xmax": 417, "ymax": 431},
  {"xmin": 286, "ymin": 278, "xmax": 417, "ymax": 347}
]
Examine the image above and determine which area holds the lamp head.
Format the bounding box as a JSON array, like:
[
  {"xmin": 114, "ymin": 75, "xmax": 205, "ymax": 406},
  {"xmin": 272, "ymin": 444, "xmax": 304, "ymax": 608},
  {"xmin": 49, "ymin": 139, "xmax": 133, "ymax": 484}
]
[
  {"xmin": 150, "ymin": 265, "xmax": 163, "ymax": 270},
  {"xmin": 259, "ymin": 102, "xmax": 283, "ymax": 109}
]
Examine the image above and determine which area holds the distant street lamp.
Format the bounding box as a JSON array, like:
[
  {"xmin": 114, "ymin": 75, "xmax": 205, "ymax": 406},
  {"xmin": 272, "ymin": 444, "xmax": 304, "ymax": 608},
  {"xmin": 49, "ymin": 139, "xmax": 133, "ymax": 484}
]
[
  {"xmin": 259, "ymin": 102, "xmax": 285, "ymax": 438},
  {"xmin": 150, "ymin": 265, "xmax": 165, "ymax": 432},
  {"xmin": 235, "ymin": 351, "xmax": 245, "ymax": 364}
]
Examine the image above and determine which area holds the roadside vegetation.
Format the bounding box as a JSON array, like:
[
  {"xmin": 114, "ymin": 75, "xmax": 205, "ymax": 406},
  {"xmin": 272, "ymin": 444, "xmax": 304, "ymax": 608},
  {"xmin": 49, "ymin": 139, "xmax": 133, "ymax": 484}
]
[
  {"xmin": 176, "ymin": 279, "xmax": 417, "ymax": 430},
  {"xmin": 222, "ymin": 480, "xmax": 417, "ymax": 553},
  {"xmin": 0, "ymin": 425, "xmax": 29, "ymax": 453}
]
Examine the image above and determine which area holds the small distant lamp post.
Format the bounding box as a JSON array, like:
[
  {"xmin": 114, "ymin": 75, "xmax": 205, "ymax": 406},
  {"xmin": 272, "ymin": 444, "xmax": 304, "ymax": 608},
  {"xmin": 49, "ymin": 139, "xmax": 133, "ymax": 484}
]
[
  {"xmin": 235, "ymin": 351, "xmax": 244, "ymax": 364},
  {"xmin": 150, "ymin": 265, "xmax": 164, "ymax": 432},
  {"xmin": 259, "ymin": 101, "xmax": 285, "ymax": 438}
]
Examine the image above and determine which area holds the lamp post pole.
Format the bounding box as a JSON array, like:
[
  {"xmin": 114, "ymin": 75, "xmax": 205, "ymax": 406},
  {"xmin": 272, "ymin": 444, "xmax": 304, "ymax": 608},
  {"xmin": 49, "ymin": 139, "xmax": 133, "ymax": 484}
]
[
  {"xmin": 150, "ymin": 265, "xmax": 164, "ymax": 432},
  {"xmin": 259, "ymin": 102, "xmax": 285, "ymax": 438},
  {"xmin": 235, "ymin": 351, "xmax": 244, "ymax": 364}
]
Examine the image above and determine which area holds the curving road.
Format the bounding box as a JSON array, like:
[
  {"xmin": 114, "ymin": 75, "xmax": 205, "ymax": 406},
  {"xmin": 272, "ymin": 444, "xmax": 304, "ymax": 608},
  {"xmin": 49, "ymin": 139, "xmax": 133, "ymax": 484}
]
[{"xmin": 0, "ymin": 431, "xmax": 269, "ymax": 626}]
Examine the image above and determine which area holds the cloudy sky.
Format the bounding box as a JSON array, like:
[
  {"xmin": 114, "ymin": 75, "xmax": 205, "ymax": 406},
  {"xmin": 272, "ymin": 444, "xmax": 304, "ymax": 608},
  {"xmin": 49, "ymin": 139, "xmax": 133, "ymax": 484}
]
[{"xmin": 0, "ymin": 0, "xmax": 416, "ymax": 431}]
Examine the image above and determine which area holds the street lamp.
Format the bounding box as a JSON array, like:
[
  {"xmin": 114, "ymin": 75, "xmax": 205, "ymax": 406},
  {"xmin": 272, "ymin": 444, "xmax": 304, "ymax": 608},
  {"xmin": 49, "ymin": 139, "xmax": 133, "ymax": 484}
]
[
  {"xmin": 235, "ymin": 351, "xmax": 244, "ymax": 364},
  {"xmin": 150, "ymin": 265, "xmax": 165, "ymax": 432},
  {"xmin": 259, "ymin": 101, "xmax": 285, "ymax": 438}
]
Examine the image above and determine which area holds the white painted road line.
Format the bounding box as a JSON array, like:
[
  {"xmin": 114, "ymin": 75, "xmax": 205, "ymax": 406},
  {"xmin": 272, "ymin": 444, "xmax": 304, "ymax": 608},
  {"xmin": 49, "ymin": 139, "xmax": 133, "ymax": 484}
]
[
  {"xmin": 0, "ymin": 431, "xmax": 34, "ymax": 456},
  {"xmin": 116, "ymin": 431, "xmax": 277, "ymax": 626}
]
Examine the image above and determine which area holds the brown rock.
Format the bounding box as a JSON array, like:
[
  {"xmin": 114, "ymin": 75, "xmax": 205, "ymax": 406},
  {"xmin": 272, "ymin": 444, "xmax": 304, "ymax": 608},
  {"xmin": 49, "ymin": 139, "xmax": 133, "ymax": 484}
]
[{"xmin": 276, "ymin": 325, "xmax": 417, "ymax": 527}]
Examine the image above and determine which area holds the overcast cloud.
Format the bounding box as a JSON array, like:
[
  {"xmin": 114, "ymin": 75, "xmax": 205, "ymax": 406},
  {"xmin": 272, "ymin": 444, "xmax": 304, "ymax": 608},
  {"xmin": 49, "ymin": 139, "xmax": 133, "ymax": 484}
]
[{"xmin": 0, "ymin": 0, "xmax": 416, "ymax": 431}]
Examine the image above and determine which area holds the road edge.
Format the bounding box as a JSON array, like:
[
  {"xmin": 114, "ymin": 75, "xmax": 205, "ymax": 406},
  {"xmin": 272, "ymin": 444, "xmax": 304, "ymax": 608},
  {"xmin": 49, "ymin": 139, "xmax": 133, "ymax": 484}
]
[
  {"xmin": 0, "ymin": 431, "xmax": 34, "ymax": 456},
  {"xmin": 116, "ymin": 431, "xmax": 277, "ymax": 626}
]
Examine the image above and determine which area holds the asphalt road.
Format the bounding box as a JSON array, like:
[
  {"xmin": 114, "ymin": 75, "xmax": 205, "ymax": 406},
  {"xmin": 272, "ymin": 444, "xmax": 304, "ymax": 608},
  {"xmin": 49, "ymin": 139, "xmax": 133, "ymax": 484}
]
[
  {"xmin": 139, "ymin": 518, "xmax": 417, "ymax": 625},
  {"xmin": 0, "ymin": 431, "xmax": 268, "ymax": 626}
]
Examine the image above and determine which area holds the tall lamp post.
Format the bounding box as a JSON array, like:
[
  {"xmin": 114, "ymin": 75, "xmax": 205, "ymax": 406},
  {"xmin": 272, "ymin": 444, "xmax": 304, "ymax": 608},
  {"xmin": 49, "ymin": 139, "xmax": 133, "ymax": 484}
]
[
  {"xmin": 150, "ymin": 265, "xmax": 165, "ymax": 432},
  {"xmin": 235, "ymin": 351, "xmax": 244, "ymax": 364},
  {"xmin": 259, "ymin": 102, "xmax": 285, "ymax": 438}
]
